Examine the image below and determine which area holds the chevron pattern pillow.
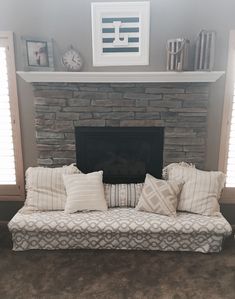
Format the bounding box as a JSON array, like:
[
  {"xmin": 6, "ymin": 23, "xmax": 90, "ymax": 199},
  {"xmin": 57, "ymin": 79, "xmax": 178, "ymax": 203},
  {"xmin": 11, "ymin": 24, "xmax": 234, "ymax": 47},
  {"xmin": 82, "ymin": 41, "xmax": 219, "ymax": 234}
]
[{"xmin": 136, "ymin": 174, "xmax": 184, "ymax": 216}]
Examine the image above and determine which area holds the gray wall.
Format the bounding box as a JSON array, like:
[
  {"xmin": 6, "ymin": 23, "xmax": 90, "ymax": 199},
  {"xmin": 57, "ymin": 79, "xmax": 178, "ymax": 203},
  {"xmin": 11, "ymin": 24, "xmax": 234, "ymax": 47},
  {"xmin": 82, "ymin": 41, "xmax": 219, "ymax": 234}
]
[{"xmin": 1, "ymin": 0, "xmax": 235, "ymax": 171}]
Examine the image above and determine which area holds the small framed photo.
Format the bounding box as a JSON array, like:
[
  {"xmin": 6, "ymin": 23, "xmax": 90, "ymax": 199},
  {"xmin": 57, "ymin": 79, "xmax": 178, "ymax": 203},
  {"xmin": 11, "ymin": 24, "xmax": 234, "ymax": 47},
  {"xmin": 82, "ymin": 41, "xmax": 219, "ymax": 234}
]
[
  {"xmin": 22, "ymin": 36, "xmax": 54, "ymax": 71},
  {"xmin": 91, "ymin": 1, "xmax": 150, "ymax": 66}
]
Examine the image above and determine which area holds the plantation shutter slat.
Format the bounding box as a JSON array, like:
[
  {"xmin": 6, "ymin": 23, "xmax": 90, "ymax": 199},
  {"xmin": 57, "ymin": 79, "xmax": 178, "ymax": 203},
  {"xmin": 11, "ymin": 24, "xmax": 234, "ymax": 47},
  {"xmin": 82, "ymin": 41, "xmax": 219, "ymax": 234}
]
[
  {"xmin": 0, "ymin": 32, "xmax": 25, "ymax": 200},
  {"xmin": 218, "ymin": 31, "xmax": 235, "ymax": 202},
  {"xmin": 226, "ymin": 86, "xmax": 235, "ymax": 187},
  {"xmin": 0, "ymin": 44, "xmax": 16, "ymax": 185}
]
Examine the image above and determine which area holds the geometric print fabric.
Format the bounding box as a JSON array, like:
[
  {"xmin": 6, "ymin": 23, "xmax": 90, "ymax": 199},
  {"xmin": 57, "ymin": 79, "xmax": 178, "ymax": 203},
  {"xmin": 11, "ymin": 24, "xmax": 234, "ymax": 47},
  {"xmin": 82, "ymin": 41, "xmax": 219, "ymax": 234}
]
[
  {"xmin": 8, "ymin": 207, "xmax": 232, "ymax": 253},
  {"xmin": 136, "ymin": 174, "xmax": 183, "ymax": 216}
]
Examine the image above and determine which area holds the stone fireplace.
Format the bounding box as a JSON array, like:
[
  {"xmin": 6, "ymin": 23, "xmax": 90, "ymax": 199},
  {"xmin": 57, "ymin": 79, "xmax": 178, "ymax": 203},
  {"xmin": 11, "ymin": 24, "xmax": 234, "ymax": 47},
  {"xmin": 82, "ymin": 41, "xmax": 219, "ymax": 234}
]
[
  {"xmin": 75, "ymin": 127, "xmax": 164, "ymax": 183},
  {"xmin": 33, "ymin": 82, "xmax": 209, "ymax": 170}
]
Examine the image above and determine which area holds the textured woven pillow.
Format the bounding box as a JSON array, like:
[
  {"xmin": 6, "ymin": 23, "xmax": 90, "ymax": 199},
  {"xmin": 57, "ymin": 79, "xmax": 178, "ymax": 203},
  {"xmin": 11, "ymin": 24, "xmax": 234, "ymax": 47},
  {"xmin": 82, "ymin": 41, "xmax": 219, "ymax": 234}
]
[
  {"xmin": 136, "ymin": 174, "xmax": 183, "ymax": 216},
  {"xmin": 63, "ymin": 171, "xmax": 108, "ymax": 214},
  {"xmin": 104, "ymin": 183, "xmax": 144, "ymax": 207},
  {"xmin": 163, "ymin": 163, "xmax": 226, "ymax": 216},
  {"xmin": 25, "ymin": 164, "xmax": 80, "ymax": 211}
]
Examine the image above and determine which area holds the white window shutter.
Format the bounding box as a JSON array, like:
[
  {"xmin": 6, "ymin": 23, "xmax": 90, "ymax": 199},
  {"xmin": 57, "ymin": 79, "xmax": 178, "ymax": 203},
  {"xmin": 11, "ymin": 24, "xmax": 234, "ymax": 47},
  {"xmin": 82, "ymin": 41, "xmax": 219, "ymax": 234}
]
[
  {"xmin": 226, "ymin": 86, "xmax": 235, "ymax": 187},
  {"xmin": 0, "ymin": 32, "xmax": 24, "ymax": 200},
  {"xmin": 0, "ymin": 46, "xmax": 17, "ymax": 184}
]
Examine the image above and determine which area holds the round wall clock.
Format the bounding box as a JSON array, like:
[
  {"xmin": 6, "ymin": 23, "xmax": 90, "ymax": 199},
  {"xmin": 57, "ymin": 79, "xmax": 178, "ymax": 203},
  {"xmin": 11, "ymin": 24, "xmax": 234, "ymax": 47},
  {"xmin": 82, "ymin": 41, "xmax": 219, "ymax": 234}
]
[{"xmin": 61, "ymin": 46, "xmax": 83, "ymax": 71}]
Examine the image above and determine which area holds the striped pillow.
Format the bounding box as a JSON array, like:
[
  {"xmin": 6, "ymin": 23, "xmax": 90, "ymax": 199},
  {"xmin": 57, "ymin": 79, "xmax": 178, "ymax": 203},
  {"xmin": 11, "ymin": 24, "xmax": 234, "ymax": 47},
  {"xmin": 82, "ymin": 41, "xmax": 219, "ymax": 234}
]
[
  {"xmin": 25, "ymin": 164, "xmax": 80, "ymax": 211},
  {"xmin": 104, "ymin": 183, "xmax": 144, "ymax": 207},
  {"xmin": 163, "ymin": 163, "xmax": 226, "ymax": 216},
  {"xmin": 63, "ymin": 171, "xmax": 108, "ymax": 213},
  {"xmin": 136, "ymin": 174, "xmax": 183, "ymax": 216}
]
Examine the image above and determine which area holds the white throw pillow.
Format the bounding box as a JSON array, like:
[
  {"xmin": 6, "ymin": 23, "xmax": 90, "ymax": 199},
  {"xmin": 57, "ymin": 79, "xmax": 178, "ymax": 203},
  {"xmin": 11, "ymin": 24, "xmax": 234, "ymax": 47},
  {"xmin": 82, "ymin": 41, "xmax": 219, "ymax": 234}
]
[
  {"xmin": 104, "ymin": 183, "xmax": 144, "ymax": 207},
  {"xmin": 136, "ymin": 174, "xmax": 184, "ymax": 216},
  {"xmin": 25, "ymin": 164, "xmax": 80, "ymax": 211},
  {"xmin": 163, "ymin": 163, "xmax": 226, "ymax": 216},
  {"xmin": 63, "ymin": 171, "xmax": 108, "ymax": 214}
]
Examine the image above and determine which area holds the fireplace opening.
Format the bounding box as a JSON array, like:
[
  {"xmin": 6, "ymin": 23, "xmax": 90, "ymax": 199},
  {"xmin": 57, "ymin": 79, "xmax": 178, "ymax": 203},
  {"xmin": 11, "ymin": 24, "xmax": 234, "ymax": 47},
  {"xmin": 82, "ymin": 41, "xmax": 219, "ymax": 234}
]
[{"xmin": 75, "ymin": 127, "xmax": 164, "ymax": 184}]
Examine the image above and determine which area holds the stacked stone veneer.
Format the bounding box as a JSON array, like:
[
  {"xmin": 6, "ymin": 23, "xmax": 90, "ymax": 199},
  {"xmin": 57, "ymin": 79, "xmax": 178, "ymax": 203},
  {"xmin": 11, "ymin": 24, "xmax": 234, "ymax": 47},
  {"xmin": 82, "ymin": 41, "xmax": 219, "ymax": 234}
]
[{"xmin": 33, "ymin": 82, "xmax": 209, "ymax": 169}]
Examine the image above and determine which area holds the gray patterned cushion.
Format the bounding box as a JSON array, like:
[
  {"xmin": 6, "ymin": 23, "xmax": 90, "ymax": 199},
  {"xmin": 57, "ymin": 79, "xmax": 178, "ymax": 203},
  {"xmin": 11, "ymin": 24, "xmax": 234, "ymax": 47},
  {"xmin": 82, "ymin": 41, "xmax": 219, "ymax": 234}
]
[
  {"xmin": 136, "ymin": 174, "xmax": 183, "ymax": 216},
  {"xmin": 8, "ymin": 207, "xmax": 232, "ymax": 253},
  {"xmin": 104, "ymin": 183, "xmax": 144, "ymax": 207}
]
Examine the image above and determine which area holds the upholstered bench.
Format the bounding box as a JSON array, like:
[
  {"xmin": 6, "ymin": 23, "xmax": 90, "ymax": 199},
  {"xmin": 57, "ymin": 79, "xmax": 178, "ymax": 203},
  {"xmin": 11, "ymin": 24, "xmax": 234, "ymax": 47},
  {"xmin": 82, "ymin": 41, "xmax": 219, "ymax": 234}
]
[{"xmin": 8, "ymin": 207, "xmax": 232, "ymax": 253}]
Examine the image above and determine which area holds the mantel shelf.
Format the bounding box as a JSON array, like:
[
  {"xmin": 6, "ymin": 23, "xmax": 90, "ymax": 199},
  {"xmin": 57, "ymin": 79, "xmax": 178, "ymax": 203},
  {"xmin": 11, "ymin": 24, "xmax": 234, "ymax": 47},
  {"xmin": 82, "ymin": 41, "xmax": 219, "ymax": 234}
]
[{"xmin": 17, "ymin": 71, "xmax": 225, "ymax": 83}]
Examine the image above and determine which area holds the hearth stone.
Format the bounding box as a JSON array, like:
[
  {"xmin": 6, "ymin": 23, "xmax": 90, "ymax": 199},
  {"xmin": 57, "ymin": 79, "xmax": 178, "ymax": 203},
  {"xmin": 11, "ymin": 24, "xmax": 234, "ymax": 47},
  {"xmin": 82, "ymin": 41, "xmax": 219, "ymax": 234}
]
[{"xmin": 33, "ymin": 82, "xmax": 209, "ymax": 169}]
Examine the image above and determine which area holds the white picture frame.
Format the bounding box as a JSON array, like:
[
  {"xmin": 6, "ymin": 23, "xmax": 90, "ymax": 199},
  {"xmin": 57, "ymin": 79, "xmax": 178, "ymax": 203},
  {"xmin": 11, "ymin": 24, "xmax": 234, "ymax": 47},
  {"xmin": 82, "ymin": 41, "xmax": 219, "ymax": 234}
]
[
  {"xmin": 91, "ymin": 1, "xmax": 150, "ymax": 66},
  {"xmin": 21, "ymin": 36, "xmax": 54, "ymax": 71}
]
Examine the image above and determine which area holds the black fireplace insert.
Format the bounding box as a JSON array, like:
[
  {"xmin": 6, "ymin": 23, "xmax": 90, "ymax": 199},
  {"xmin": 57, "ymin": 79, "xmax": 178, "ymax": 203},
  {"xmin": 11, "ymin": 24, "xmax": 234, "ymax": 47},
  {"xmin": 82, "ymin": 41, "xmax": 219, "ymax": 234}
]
[{"xmin": 75, "ymin": 127, "xmax": 164, "ymax": 184}]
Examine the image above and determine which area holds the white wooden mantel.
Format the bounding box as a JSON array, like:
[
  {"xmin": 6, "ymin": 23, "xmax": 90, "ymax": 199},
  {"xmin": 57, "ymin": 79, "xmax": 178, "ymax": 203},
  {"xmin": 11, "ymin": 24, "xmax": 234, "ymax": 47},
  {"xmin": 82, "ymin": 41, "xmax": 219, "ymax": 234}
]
[{"xmin": 17, "ymin": 71, "xmax": 225, "ymax": 83}]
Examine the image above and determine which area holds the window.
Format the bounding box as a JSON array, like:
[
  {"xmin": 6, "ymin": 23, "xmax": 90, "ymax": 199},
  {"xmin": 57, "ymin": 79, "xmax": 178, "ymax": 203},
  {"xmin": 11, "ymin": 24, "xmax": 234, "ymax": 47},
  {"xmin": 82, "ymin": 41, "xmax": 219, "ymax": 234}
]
[
  {"xmin": 219, "ymin": 30, "xmax": 235, "ymax": 202},
  {"xmin": 0, "ymin": 32, "xmax": 24, "ymax": 200}
]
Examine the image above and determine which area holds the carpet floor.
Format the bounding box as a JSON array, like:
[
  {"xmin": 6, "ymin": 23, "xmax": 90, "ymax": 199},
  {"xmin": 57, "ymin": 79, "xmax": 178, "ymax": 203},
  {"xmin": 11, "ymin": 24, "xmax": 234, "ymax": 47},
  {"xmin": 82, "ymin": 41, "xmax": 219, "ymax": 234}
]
[{"xmin": 0, "ymin": 225, "xmax": 234, "ymax": 299}]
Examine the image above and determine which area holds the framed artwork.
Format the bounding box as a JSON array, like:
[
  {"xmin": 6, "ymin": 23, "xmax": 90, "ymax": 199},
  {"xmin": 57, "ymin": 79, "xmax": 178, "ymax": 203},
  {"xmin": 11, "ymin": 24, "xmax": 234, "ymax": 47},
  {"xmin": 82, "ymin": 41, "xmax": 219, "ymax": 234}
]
[
  {"xmin": 91, "ymin": 2, "xmax": 150, "ymax": 66},
  {"xmin": 21, "ymin": 36, "xmax": 54, "ymax": 71}
]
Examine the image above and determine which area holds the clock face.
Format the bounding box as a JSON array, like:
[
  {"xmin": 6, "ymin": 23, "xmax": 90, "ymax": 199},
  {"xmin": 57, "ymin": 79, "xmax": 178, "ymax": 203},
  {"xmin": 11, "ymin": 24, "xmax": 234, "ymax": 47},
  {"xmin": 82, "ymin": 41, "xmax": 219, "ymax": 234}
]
[{"xmin": 62, "ymin": 49, "xmax": 83, "ymax": 71}]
